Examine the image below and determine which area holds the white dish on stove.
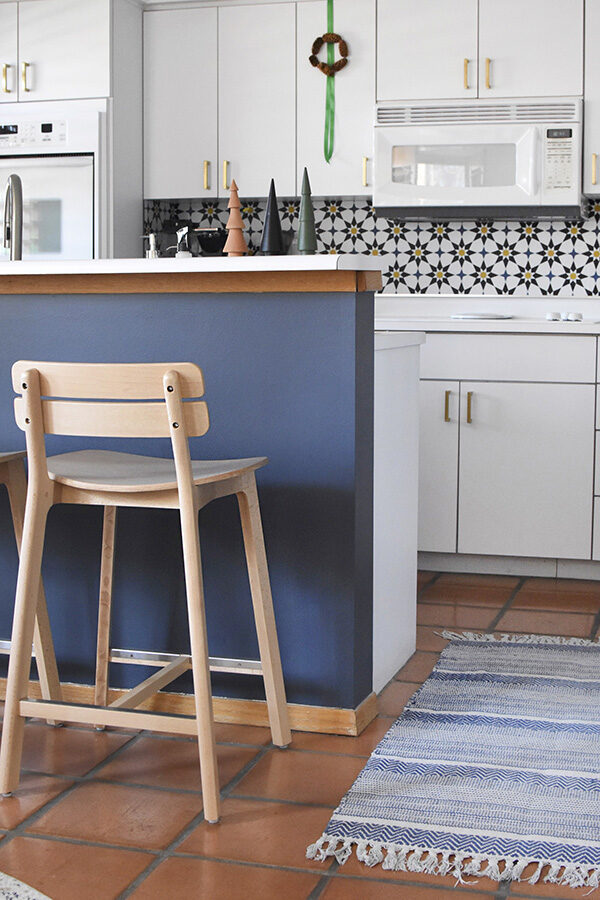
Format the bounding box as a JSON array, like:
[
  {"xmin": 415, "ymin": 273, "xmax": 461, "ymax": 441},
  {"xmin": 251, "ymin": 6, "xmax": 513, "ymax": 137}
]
[{"xmin": 450, "ymin": 312, "xmax": 515, "ymax": 320}]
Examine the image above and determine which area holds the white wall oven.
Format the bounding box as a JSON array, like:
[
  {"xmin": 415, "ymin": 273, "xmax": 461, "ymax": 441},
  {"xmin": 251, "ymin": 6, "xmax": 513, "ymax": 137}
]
[
  {"xmin": 0, "ymin": 99, "xmax": 109, "ymax": 260},
  {"xmin": 374, "ymin": 99, "xmax": 582, "ymax": 219}
]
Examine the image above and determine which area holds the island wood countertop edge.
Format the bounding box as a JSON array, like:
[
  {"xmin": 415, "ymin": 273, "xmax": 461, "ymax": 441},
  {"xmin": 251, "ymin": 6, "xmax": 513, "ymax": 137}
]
[{"xmin": 0, "ymin": 269, "xmax": 383, "ymax": 295}]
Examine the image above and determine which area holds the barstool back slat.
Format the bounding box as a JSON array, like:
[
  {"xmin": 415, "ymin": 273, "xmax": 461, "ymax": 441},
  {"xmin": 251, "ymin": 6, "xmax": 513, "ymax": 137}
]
[
  {"xmin": 14, "ymin": 396, "xmax": 209, "ymax": 438},
  {"xmin": 12, "ymin": 361, "xmax": 205, "ymax": 400}
]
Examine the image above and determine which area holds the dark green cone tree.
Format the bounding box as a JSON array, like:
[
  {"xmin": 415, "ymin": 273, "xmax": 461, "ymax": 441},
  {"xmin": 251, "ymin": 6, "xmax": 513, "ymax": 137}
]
[{"xmin": 298, "ymin": 167, "xmax": 317, "ymax": 255}]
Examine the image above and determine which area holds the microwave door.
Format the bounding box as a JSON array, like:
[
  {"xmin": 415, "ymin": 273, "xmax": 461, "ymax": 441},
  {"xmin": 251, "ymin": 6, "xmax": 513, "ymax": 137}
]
[
  {"xmin": 0, "ymin": 154, "xmax": 94, "ymax": 261},
  {"xmin": 374, "ymin": 125, "xmax": 541, "ymax": 209}
]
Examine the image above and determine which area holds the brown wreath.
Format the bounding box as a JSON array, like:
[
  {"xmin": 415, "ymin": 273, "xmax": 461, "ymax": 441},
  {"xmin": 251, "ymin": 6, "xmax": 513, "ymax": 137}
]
[{"xmin": 309, "ymin": 32, "xmax": 349, "ymax": 76}]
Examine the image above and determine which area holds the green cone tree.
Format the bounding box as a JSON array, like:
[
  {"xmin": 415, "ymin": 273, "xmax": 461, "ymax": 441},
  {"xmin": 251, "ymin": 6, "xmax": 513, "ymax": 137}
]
[{"xmin": 297, "ymin": 167, "xmax": 317, "ymax": 255}]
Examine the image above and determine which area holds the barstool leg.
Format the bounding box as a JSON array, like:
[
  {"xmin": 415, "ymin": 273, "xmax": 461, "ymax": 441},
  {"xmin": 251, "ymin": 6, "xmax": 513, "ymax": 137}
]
[
  {"xmin": 237, "ymin": 476, "xmax": 291, "ymax": 748},
  {"xmin": 95, "ymin": 506, "xmax": 117, "ymax": 708},
  {"xmin": 0, "ymin": 496, "xmax": 50, "ymax": 795},
  {"xmin": 179, "ymin": 501, "xmax": 220, "ymax": 823},
  {"xmin": 6, "ymin": 459, "xmax": 61, "ymax": 706}
]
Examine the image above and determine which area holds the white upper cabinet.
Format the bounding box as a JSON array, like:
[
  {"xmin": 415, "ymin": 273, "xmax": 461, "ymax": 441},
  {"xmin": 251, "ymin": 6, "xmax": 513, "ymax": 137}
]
[
  {"xmin": 0, "ymin": 3, "xmax": 17, "ymax": 103},
  {"xmin": 297, "ymin": 0, "xmax": 375, "ymax": 196},
  {"xmin": 584, "ymin": 0, "xmax": 600, "ymax": 195},
  {"xmin": 478, "ymin": 0, "xmax": 583, "ymax": 99},
  {"xmin": 218, "ymin": 3, "xmax": 296, "ymax": 198},
  {"xmin": 377, "ymin": 0, "xmax": 478, "ymax": 102},
  {"xmin": 18, "ymin": 0, "xmax": 111, "ymax": 101},
  {"xmin": 378, "ymin": 0, "xmax": 583, "ymax": 102},
  {"xmin": 144, "ymin": 8, "xmax": 217, "ymax": 199}
]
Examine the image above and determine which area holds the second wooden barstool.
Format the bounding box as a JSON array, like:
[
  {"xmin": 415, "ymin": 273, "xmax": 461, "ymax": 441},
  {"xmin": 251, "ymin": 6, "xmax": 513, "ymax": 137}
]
[{"xmin": 0, "ymin": 362, "xmax": 291, "ymax": 823}]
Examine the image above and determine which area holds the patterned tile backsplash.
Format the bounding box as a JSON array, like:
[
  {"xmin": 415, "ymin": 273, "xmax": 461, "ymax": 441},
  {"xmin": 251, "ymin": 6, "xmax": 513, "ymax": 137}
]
[{"xmin": 144, "ymin": 197, "xmax": 600, "ymax": 296}]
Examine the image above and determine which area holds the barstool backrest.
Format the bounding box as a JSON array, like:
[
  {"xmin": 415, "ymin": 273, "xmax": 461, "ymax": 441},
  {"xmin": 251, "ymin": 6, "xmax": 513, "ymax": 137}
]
[{"xmin": 11, "ymin": 361, "xmax": 209, "ymax": 439}]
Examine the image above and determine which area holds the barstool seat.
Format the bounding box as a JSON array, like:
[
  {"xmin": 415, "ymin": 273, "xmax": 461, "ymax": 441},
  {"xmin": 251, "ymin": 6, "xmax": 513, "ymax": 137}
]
[{"xmin": 47, "ymin": 449, "xmax": 267, "ymax": 492}]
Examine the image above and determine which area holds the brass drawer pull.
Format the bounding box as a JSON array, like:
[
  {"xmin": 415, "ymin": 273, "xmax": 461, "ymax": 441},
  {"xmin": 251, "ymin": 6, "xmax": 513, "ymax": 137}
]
[
  {"xmin": 463, "ymin": 58, "xmax": 469, "ymax": 90},
  {"xmin": 203, "ymin": 160, "xmax": 209, "ymax": 191},
  {"xmin": 466, "ymin": 391, "xmax": 473, "ymax": 424},
  {"xmin": 444, "ymin": 390, "xmax": 451, "ymax": 422},
  {"xmin": 485, "ymin": 57, "xmax": 491, "ymax": 90},
  {"xmin": 593, "ymin": 153, "xmax": 597, "ymax": 186},
  {"xmin": 2, "ymin": 64, "xmax": 10, "ymax": 93}
]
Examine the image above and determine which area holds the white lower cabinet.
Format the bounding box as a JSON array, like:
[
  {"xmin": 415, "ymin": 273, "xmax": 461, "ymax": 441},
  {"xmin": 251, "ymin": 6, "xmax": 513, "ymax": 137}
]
[
  {"xmin": 458, "ymin": 382, "xmax": 594, "ymax": 560},
  {"xmin": 418, "ymin": 334, "xmax": 597, "ymax": 561},
  {"xmin": 418, "ymin": 381, "xmax": 459, "ymax": 553}
]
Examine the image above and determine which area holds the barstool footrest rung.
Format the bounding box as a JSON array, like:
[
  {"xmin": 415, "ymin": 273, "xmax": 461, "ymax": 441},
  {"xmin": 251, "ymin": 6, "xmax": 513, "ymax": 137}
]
[
  {"xmin": 109, "ymin": 647, "xmax": 263, "ymax": 676},
  {"xmin": 19, "ymin": 698, "xmax": 199, "ymax": 735}
]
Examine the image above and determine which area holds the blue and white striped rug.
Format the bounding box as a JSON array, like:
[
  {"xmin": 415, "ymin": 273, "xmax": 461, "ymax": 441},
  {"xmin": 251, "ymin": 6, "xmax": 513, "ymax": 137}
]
[{"xmin": 307, "ymin": 632, "xmax": 600, "ymax": 891}]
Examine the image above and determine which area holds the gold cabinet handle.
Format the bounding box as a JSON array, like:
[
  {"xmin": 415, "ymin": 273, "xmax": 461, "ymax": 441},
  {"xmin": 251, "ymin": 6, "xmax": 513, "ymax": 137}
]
[
  {"xmin": 1, "ymin": 64, "xmax": 10, "ymax": 93},
  {"xmin": 444, "ymin": 390, "xmax": 451, "ymax": 422},
  {"xmin": 593, "ymin": 153, "xmax": 598, "ymax": 187},
  {"xmin": 463, "ymin": 58, "xmax": 469, "ymax": 90},
  {"xmin": 485, "ymin": 58, "xmax": 491, "ymax": 90},
  {"xmin": 466, "ymin": 391, "xmax": 474, "ymax": 424},
  {"xmin": 222, "ymin": 160, "xmax": 229, "ymax": 191},
  {"xmin": 21, "ymin": 61, "xmax": 30, "ymax": 93},
  {"xmin": 362, "ymin": 156, "xmax": 368, "ymax": 187},
  {"xmin": 203, "ymin": 160, "xmax": 209, "ymax": 191}
]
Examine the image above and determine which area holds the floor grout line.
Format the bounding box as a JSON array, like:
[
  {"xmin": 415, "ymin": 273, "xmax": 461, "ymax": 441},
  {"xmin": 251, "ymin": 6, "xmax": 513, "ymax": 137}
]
[{"xmin": 486, "ymin": 577, "xmax": 527, "ymax": 632}]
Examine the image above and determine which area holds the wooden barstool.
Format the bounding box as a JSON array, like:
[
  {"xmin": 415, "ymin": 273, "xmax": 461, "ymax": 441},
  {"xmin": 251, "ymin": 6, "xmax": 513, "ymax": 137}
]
[
  {"xmin": 0, "ymin": 451, "xmax": 61, "ymax": 706},
  {"xmin": 0, "ymin": 362, "xmax": 291, "ymax": 823}
]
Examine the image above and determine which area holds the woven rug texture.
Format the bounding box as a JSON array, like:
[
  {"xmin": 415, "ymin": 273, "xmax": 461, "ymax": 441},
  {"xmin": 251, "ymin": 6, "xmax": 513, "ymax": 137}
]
[
  {"xmin": 0, "ymin": 873, "xmax": 50, "ymax": 900},
  {"xmin": 307, "ymin": 632, "xmax": 600, "ymax": 890}
]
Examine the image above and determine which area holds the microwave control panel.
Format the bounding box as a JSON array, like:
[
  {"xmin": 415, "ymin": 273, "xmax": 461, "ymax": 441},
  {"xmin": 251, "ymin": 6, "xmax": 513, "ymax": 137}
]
[
  {"xmin": 0, "ymin": 120, "xmax": 67, "ymax": 150},
  {"xmin": 544, "ymin": 128, "xmax": 574, "ymax": 191}
]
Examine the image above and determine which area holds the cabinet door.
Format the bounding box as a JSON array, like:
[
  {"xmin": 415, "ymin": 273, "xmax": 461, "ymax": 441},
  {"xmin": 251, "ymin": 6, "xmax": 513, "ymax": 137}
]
[
  {"xmin": 218, "ymin": 3, "xmax": 296, "ymax": 198},
  {"xmin": 458, "ymin": 383, "xmax": 594, "ymax": 559},
  {"xmin": 144, "ymin": 8, "xmax": 217, "ymax": 200},
  {"xmin": 584, "ymin": 0, "xmax": 600, "ymax": 195},
  {"xmin": 377, "ymin": 0, "xmax": 478, "ymax": 102},
  {"xmin": 297, "ymin": 0, "xmax": 375, "ymax": 196},
  {"xmin": 18, "ymin": 0, "xmax": 110, "ymax": 101},
  {"xmin": 418, "ymin": 381, "xmax": 459, "ymax": 553},
  {"xmin": 478, "ymin": 0, "xmax": 583, "ymax": 98},
  {"xmin": 0, "ymin": 3, "xmax": 17, "ymax": 103}
]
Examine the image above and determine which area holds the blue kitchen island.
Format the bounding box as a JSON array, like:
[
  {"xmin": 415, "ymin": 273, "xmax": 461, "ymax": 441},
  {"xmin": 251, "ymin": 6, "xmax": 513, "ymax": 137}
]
[{"xmin": 0, "ymin": 257, "xmax": 420, "ymax": 735}]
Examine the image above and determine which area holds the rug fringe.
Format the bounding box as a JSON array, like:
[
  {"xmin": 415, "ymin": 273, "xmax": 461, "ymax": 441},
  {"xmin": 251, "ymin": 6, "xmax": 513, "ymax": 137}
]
[
  {"xmin": 306, "ymin": 834, "xmax": 600, "ymax": 890},
  {"xmin": 440, "ymin": 630, "xmax": 600, "ymax": 646}
]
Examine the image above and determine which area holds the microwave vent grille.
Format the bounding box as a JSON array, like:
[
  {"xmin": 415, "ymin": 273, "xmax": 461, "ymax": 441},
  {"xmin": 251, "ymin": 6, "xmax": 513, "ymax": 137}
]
[{"xmin": 376, "ymin": 101, "xmax": 579, "ymax": 126}]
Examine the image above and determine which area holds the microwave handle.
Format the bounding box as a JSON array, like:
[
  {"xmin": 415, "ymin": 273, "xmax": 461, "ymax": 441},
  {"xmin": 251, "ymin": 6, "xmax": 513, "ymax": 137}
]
[{"xmin": 529, "ymin": 128, "xmax": 540, "ymax": 197}]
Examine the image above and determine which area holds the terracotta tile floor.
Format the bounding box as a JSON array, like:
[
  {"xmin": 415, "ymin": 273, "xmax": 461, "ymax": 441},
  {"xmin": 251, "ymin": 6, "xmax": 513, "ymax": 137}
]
[{"xmin": 0, "ymin": 571, "xmax": 597, "ymax": 899}]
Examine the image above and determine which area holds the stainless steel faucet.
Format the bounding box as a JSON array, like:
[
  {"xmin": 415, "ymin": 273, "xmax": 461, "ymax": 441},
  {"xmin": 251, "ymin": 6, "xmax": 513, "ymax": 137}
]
[{"xmin": 3, "ymin": 174, "xmax": 23, "ymax": 261}]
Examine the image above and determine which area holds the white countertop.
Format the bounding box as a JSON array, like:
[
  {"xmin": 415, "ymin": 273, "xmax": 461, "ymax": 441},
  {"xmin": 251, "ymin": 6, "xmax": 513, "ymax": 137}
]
[
  {"xmin": 375, "ymin": 331, "xmax": 426, "ymax": 350},
  {"xmin": 375, "ymin": 293, "xmax": 600, "ymax": 335},
  {"xmin": 0, "ymin": 255, "xmax": 383, "ymax": 277}
]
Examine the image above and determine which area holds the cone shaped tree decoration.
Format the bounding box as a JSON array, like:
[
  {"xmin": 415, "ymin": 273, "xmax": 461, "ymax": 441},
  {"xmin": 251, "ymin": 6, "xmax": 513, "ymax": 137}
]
[
  {"xmin": 297, "ymin": 167, "xmax": 317, "ymax": 255},
  {"xmin": 260, "ymin": 179, "xmax": 284, "ymax": 255},
  {"xmin": 223, "ymin": 179, "xmax": 248, "ymax": 257}
]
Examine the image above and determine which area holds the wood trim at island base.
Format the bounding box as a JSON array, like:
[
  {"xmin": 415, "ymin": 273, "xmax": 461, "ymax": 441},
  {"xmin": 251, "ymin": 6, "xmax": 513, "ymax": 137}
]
[
  {"xmin": 0, "ymin": 677, "xmax": 378, "ymax": 736},
  {"xmin": 0, "ymin": 270, "xmax": 382, "ymax": 295}
]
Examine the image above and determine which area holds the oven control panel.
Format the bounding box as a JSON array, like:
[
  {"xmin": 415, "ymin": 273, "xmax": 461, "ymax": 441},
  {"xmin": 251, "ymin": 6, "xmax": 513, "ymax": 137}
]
[{"xmin": 0, "ymin": 119, "xmax": 67, "ymax": 149}]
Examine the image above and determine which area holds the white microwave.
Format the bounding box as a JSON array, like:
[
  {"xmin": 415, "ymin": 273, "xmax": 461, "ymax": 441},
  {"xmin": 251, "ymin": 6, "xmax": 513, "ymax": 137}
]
[{"xmin": 373, "ymin": 99, "xmax": 582, "ymax": 219}]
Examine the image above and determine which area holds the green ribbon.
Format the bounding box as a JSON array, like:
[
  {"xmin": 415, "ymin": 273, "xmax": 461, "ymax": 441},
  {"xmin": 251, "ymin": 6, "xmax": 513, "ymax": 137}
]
[{"xmin": 324, "ymin": 0, "xmax": 335, "ymax": 163}]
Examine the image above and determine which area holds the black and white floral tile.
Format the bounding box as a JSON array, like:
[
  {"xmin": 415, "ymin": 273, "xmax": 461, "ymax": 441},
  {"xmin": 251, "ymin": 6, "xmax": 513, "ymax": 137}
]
[{"xmin": 144, "ymin": 196, "xmax": 600, "ymax": 296}]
